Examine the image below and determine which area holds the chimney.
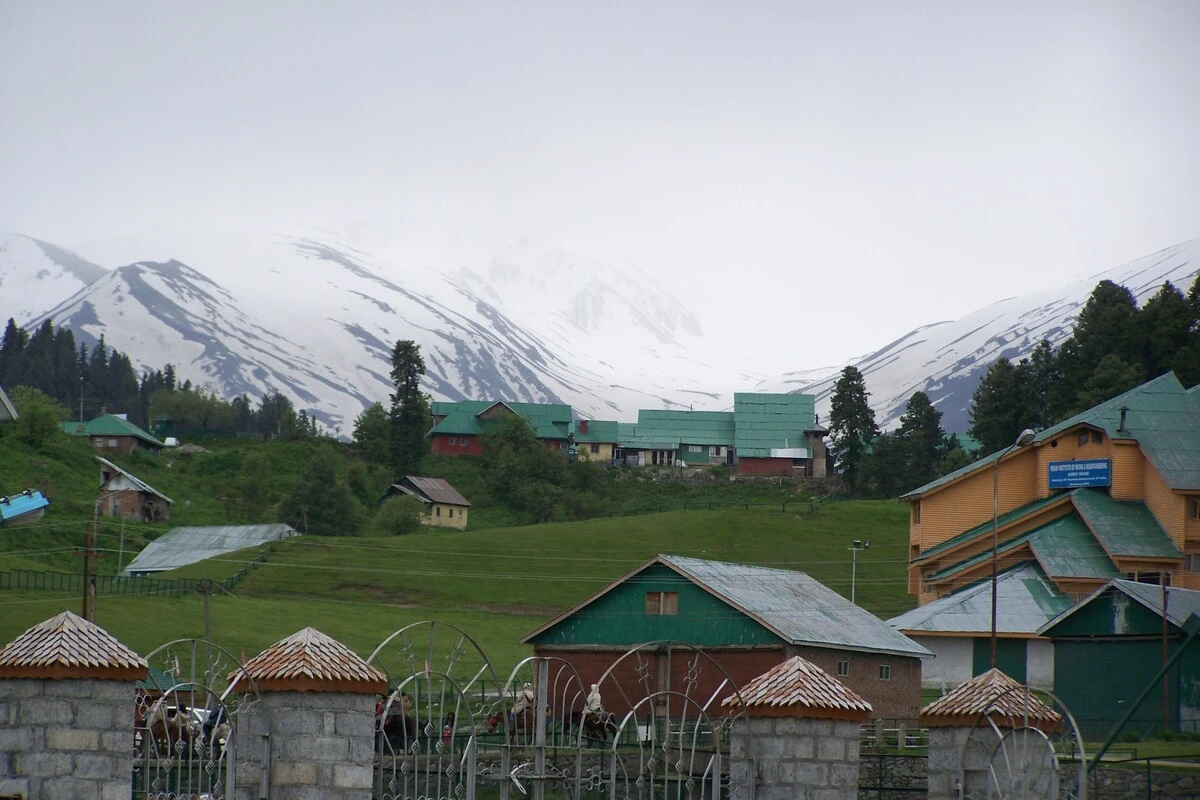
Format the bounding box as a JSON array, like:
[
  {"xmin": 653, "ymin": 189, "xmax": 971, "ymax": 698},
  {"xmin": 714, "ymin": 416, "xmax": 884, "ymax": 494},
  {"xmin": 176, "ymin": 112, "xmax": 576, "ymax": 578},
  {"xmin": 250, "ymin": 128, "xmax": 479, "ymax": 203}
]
[
  {"xmin": 579, "ymin": 420, "xmax": 588, "ymax": 433},
  {"xmin": 1118, "ymin": 406, "xmax": 1129, "ymax": 433}
]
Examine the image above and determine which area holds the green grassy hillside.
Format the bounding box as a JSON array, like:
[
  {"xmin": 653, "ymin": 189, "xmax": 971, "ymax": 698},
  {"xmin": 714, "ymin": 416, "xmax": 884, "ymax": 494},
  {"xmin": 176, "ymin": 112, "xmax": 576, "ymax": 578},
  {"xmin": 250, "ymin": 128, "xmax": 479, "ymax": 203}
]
[{"xmin": 0, "ymin": 501, "xmax": 913, "ymax": 670}]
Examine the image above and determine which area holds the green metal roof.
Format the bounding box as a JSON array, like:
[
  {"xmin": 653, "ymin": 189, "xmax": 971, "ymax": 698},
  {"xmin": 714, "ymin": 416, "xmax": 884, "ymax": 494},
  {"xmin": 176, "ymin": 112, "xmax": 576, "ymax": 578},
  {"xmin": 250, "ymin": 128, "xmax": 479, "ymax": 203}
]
[
  {"xmin": 732, "ymin": 393, "xmax": 816, "ymax": 458},
  {"xmin": 624, "ymin": 410, "xmax": 734, "ymax": 449},
  {"xmin": 1040, "ymin": 580, "xmax": 1200, "ymax": 636},
  {"xmin": 1071, "ymin": 488, "xmax": 1182, "ymax": 559},
  {"xmin": 60, "ymin": 414, "xmax": 163, "ymax": 447},
  {"xmin": 915, "ymin": 493, "xmax": 1070, "ymax": 562},
  {"xmin": 427, "ymin": 400, "xmax": 572, "ymax": 440},
  {"xmin": 927, "ymin": 512, "xmax": 1119, "ymax": 582},
  {"xmin": 572, "ymin": 419, "xmax": 619, "ymax": 443},
  {"xmin": 902, "ymin": 372, "xmax": 1200, "ymax": 498}
]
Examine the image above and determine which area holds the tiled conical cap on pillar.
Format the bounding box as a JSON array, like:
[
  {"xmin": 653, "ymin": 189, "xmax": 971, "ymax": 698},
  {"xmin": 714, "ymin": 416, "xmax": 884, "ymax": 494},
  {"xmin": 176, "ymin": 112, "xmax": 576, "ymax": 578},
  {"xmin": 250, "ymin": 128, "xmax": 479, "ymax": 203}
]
[
  {"xmin": 231, "ymin": 626, "xmax": 387, "ymax": 694},
  {"xmin": 921, "ymin": 668, "xmax": 1061, "ymax": 733},
  {"xmin": 721, "ymin": 655, "xmax": 872, "ymax": 722},
  {"xmin": 0, "ymin": 610, "xmax": 147, "ymax": 681}
]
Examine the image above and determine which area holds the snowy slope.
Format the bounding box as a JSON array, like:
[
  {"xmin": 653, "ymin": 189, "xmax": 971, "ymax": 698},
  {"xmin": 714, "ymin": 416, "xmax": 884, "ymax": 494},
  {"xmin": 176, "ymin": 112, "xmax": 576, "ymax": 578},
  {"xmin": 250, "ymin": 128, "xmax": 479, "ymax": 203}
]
[
  {"xmin": 758, "ymin": 238, "xmax": 1200, "ymax": 432},
  {"xmin": 0, "ymin": 234, "xmax": 108, "ymax": 323},
  {"xmin": 25, "ymin": 232, "xmax": 742, "ymax": 429}
]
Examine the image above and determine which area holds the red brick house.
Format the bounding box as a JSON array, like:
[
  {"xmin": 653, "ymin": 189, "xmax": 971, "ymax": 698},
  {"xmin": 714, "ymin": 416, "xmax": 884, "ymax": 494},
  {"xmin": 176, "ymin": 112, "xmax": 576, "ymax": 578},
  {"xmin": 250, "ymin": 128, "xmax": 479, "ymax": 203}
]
[{"xmin": 97, "ymin": 456, "xmax": 173, "ymax": 522}]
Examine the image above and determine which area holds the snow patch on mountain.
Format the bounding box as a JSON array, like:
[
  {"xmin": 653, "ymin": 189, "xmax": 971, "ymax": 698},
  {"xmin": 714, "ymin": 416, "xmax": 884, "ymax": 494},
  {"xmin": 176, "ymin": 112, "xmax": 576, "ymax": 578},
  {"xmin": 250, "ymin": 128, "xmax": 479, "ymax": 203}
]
[{"xmin": 0, "ymin": 233, "xmax": 108, "ymax": 323}]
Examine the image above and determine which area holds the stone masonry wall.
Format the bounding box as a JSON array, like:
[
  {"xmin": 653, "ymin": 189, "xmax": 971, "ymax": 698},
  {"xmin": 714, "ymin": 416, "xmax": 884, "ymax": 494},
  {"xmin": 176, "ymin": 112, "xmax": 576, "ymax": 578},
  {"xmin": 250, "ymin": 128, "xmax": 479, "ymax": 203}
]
[
  {"xmin": 0, "ymin": 677, "xmax": 134, "ymax": 800},
  {"xmin": 235, "ymin": 691, "xmax": 376, "ymax": 800},
  {"xmin": 730, "ymin": 716, "xmax": 861, "ymax": 800}
]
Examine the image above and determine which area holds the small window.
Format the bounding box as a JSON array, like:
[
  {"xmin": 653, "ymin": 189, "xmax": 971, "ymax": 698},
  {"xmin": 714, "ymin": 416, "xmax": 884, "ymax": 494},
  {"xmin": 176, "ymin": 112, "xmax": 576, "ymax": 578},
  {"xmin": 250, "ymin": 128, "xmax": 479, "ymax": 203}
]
[
  {"xmin": 1077, "ymin": 431, "xmax": 1089, "ymax": 446},
  {"xmin": 461, "ymin": 437, "xmax": 468, "ymax": 447},
  {"xmin": 1186, "ymin": 554, "xmax": 1200, "ymax": 571},
  {"xmin": 435, "ymin": 507, "xmax": 441, "ymax": 517},
  {"xmin": 458, "ymin": 509, "xmax": 463, "ymax": 518},
  {"xmin": 710, "ymin": 446, "xmax": 722, "ymax": 457},
  {"xmin": 837, "ymin": 661, "xmax": 849, "ymax": 677},
  {"xmin": 1092, "ymin": 431, "xmax": 1103, "ymax": 444},
  {"xmin": 645, "ymin": 592, "xmax": 678, "ymax": 615},
  {"xmin": 109, "ymin": 438, "xmax": 118, "ymax": 446},
  {"xmin": 449, "ymin": 437, "xmax": 457, "ymax": 445},
  {"xmin": 688, "ymin": 445, "xmax": 701, "ymax": 453},
  {"xmin": 590, "ymin": 443, "xmax": 600, "ymax": 454},
  {"xmin": 1189, "ymin": 499, "xmax": 1200, "ymax": 520},
  {"xmin": 879, "ymin": 664, "xmax": 892, "ymax": 681},
  {"xmin": 1127, "ymin": 571, "xmax": 1170, "ymax": 586},
  {"xmin": 911, "ymin": 501, "xmax": 921, "ymax": 524}
]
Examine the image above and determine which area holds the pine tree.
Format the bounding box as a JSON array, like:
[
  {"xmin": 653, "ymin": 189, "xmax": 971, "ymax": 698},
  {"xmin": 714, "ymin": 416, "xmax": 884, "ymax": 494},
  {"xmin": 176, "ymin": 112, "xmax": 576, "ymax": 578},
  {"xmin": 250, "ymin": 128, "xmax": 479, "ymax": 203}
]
[
  {"xmin": 388, "ymin": 340, "xmax": 429, "ymax": 477},
  {"xmin": 1014, "ymin": 340, "xmax": 1063, "ymax": 428},
  {"xmin": 352, "ymin": 402, "xmax": 391, "ymax": 465},
  {"xmin": 828, "ymin": 366, "xmax": 878, "ymax": 492},
  {"xmin": 278, "ymin": 446, "xmax": 357, "ymax": 535},
  {"xmin": 0, "ymin": 318, "xmax": 29, "ymax": 388},
  {"xmin": 1078, "ymin": 355, "xmax": 1143, "ymax": 408},
  {"xmin": 1058, "ymin": 280, "xmax": 1141, "ymax": 402},
  {"xmin": 968, "ymin": 358, "xmax": 1025, "ymax": 454},
  {"xmin": 1138, "ymin": 281, "xmax": 1193, "ymax": 380},
  {"xmin": 896, "ymin": 391, "xmax": 945, "ymax": 490}
]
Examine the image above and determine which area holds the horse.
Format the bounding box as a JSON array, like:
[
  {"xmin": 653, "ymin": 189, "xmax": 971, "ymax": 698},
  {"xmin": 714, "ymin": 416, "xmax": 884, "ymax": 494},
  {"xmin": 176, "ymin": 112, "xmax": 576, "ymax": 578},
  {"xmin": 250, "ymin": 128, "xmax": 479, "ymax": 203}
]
[
  {"xmin": 144, "ymin": 697, "xmax": 200, "ymax": 752},
  {"xmin": 567, "ymin": 709, "xmax": 618, "ymax": 743}
]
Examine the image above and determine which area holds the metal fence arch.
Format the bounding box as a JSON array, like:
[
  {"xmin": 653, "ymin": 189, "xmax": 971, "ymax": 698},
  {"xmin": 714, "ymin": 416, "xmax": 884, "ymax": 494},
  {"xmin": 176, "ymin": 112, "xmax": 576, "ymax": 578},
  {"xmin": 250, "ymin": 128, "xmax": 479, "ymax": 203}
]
[{"xmin": 133, "ymin": 638, "xmax": 261, "ymax": 800}]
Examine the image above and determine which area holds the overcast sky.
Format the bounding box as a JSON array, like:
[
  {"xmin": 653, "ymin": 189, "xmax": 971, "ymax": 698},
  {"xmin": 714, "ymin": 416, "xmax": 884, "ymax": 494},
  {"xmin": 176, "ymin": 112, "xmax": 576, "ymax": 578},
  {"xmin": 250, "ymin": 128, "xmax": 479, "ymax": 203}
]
[{"xmin": 3, "ymin": 1, "xmax": 1199, "ymax": 368}]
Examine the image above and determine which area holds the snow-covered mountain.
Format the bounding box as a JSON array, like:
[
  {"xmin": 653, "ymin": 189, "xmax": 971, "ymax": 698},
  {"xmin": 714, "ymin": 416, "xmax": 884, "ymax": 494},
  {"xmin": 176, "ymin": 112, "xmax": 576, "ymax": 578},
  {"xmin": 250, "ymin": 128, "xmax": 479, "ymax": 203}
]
[
  {"xmin": 3, "ymin": 230, "xmax": 1198, "ymax": 435},
  {"xmin": 0, "ymin": 234, "xmax": 108, "ymax": 322},
  {"xmin": 759, "ymin": 237, "xmax": 1200, "ymax": 433},
  {"xmin": 11, "ymin": 232, "xmax": 745, "ymax": 430}
]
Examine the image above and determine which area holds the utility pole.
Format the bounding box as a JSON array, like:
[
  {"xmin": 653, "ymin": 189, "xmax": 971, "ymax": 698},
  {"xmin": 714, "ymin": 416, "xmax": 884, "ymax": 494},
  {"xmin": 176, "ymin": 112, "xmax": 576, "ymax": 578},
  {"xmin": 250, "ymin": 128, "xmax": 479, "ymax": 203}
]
[{"xmin": 80, "ymin": 500, "xmax": 104, "ymax": 621}]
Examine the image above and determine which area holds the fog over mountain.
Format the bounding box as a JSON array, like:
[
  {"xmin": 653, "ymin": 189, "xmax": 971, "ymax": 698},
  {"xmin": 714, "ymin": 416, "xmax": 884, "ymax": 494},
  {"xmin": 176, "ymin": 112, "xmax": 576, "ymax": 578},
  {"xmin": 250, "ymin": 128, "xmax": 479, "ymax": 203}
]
[{"xmin": 2, "ymin": 231, "xmax": 1197, "ymax": 434}]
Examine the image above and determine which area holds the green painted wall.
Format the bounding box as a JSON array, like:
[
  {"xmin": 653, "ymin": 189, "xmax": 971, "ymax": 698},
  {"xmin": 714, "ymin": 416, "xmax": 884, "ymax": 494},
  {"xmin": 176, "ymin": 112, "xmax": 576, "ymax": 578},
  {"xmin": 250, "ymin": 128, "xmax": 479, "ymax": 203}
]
[
  {"xmin": 1048, "ymin": 591, "xmax": 1173, "ymax": 638},
  {"xmin": 971, "ymin": 638, "xmax": 1027, "ymax": 683},
  {"xmin": 529, "ymin": 564, "xmax": 782, "ymax": 647},
  {"xmin": 1054, "ymin": 638, "xmax": 1183, "ymax": 739}
]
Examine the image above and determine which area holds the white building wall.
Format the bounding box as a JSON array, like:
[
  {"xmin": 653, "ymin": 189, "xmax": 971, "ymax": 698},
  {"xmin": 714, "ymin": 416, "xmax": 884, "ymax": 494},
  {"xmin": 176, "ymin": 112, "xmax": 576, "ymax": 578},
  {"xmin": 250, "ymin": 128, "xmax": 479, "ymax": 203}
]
[
  {"xmin": 913, "ymin": 636, "xmax": 973, "ymax": 691},
  {"xmin": 1026, "ymin": 638, "xmax": 1055, "ymax": 691}
]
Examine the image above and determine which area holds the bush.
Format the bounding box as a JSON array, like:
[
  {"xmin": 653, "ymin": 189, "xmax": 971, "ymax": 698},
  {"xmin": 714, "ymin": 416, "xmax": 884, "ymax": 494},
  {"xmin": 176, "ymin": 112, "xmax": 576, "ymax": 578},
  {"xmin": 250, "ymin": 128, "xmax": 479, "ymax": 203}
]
[
  {"xmin": 8, "ymin": 386, "xmax": 69, "ymax": 449},
  {"xmin": 373, "ymin": 495, "xmax": 426, "ymax": 536}
]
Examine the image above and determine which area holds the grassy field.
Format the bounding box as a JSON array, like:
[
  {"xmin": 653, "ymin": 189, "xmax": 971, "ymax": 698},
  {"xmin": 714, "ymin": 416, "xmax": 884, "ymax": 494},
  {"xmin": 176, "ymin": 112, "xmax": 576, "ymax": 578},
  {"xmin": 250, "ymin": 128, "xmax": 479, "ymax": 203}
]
[{"xmin": 0, "ymin": 501, "xmax": 913, "ymax": 673}]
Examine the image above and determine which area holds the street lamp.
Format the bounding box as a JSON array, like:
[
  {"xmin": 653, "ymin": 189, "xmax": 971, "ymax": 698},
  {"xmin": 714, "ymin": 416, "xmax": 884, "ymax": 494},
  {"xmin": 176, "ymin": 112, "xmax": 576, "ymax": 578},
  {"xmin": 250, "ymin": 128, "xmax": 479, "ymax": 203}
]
[
  {"xmin": 990, "ymin": 428, "xmax": 1036, "ymax": 669},
  {"xmin": 849, "ymin": 539, "xmax": 870, "ymax": 604}
]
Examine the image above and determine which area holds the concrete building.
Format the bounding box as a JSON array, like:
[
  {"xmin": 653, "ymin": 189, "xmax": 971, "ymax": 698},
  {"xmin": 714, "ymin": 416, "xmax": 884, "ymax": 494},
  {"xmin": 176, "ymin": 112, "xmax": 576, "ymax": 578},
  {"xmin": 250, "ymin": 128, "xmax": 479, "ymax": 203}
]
[{"xmin": 62, "ymin": 413, "xmax": 165, "ymax": 456}]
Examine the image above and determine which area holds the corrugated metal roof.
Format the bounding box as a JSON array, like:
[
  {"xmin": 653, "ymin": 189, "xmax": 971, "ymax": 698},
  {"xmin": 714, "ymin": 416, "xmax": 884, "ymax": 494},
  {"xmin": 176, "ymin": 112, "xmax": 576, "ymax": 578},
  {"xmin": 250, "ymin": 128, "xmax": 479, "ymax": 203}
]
[
  {"xmin": 1028, "ymin": 514, "xmax": 1122, "ymax": 579},
  {"xmin": 234, "ymin": 627, "xmax": 386, "ymax": 693},
  {"xmin": 123, "ymin": 523, "xmax": 298, "ymax": 575},
  {"xmin": 428, "ymin": 400, "xmax": 572, "ymax": 440},
  {"xmin": 628, "ymin": 410, "xmax": 735, "ymax": 448},
  {"xmin": 1071, "ymin": 489, "xmax": 1181, "ymax": 559},
  {"xmin": 733, "ymin": 393, "xmax": 816, "ymax": 458},
  {"xmin": 1040, "ymin": 580, "xmax": 1200, "ymax": 635},
  {"xmin": 889, "ymin": 564, "xmax": 1073, "ymax": 635},
  {"xmin": 398, "ymin": 476, "xmax": 470, "ymax": 506},
  {"xmin": 96, "ymin": 456, "xmax": 174, "ymax": 504},
  {"xmin": 572, "ymin": 419, "xmax": 619, "ymax": 443},
  {"xmin": 0, "ymin": 384, "xmax": 17, "ymax": 422},
  {"xmin": 0, "ymin": 610, "xmax": 147, "ymax": 680},
  {"xmin": 915, "ymin": 494, "xmax": 1068, "ymax": 563},
  {"xmin": 61, "ymin": 413, "xmax": 164, "ymax": 446},
  {"xmin": 903, "ymin": 373, "xmax": 1200, "ymax": 498},
  {"xmin": 921, "ymin": 668, "xmax": 1061, "ymax": 727},
  {"xmin": 661, "ymin": 555, "xmax": 931, "ymax": 658},
  {"xmin": 0, "ymin": 489, "xmax": 49, "ymax": 522},
  {"xmin": 721, "ymin": 655, "xmax": 872, "ymax": 717}
]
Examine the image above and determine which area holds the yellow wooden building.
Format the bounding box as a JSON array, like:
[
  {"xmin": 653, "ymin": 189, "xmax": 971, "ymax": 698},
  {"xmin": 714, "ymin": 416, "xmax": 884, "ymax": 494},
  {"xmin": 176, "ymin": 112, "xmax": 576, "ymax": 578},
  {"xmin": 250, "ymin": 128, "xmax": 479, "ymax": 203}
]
[
  {"xmin": 382, "ymin": 476, "xmax": 471, "ymax": 530},
  {"xmin": 903, "ymin": 373, "xmax": 1200, "ymax": 607}
]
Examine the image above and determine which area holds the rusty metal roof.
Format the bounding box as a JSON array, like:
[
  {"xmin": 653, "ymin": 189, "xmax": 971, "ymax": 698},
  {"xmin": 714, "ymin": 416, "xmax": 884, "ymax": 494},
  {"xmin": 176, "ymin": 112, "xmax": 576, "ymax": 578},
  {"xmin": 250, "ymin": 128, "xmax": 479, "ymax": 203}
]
[
  {"xmin": 235, "ymin": 627, "xmax": 386, "ymax": 694},
  {"xmin": 921, "ymin": 668, "xmax": 1061, "ymax": 727},
  {"xmin": 722, "ymin": 655, "xmax": 872, "ymax": 719},
  {"xmin": 396, "ymin": 476, "xmax": 471, "ymax": 507},
  {"xmin": 0, "ymin": 610, "xmax": 147, "ymax": 680}
]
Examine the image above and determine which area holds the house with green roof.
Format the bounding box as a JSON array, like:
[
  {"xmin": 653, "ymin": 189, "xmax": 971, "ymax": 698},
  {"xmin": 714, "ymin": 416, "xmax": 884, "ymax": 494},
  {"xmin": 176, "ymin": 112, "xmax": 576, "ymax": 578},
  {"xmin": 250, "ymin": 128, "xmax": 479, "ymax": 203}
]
[
  {"xmin": 620, "ymin": 409, "xmax": 736, "ymax": 467},
  {"xmin": 572, "ymin": 418, "xmax": 620, "ymax": 463},
  {"xmin": 61, "ymin": 413, "xmax": 164, "ymax": 456},
  {"xmin": 733, "ymin": 392, "xmax": 828, "ymax": 477},
  {"xmin": 898, "ymin": 372, "xmax": 1200, "ymax": 687},
  {"xmin": 427, "ymin": 400, "xmax": 573, "ymax": 456}
]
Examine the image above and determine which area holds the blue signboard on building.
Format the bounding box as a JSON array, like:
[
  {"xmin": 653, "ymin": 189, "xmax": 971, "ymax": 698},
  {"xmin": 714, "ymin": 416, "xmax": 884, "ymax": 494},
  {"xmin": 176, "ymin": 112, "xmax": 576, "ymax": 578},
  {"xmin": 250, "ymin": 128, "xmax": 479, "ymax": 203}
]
[{"xmin": 1048, "ymin": 459, "xmax": 1111, "ymax": 489}]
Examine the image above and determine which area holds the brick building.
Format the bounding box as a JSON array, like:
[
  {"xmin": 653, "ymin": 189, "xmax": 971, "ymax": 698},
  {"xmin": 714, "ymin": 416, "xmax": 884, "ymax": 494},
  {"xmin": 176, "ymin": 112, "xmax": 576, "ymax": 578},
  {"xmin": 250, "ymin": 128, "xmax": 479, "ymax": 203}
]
[
  {"xmin": 97, "ymin": 456, "xmax": 173, "ymax": 522},
  {"xmin": 523, "ymin": 554, "xmax": 928, "ymax": 719}
]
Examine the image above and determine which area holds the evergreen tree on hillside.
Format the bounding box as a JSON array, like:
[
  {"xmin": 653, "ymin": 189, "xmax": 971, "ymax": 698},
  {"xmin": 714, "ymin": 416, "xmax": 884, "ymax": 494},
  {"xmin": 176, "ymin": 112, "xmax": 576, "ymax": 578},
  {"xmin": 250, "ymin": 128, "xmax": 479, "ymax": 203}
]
[
  {"xmin": 1138, "ymin": 281, "xmax": 1193, "ymax": 380},
  {"xmin": 388, "ymin": 340, "xmax": 430, "ymax": 477},
  {"xmin": 1014, "ymin": 340, "xmax": 1064, "ymax": 428},
  {"xmin": 1057, "ymin": 280, "xmax": 1141, "ymax": 399},
  {"xmin": 352, "ymin": 402, "xmax": 391, "ymax": 465},
  {"xmin": 896, "ymin": 391, "xmax": 945, "ymax": 490},
  {"xmin": 0, "ymin": 319, "xmax": 28, "ymax": 387},
  {"xmin": 1077, "ymin": 354, "xmax": 1143, "ymax": 408},
  {"xmin": 968, "ymin": 358, "xmax": 1026, "ymax": 453},
  {"xmin": 855, "ymin": 432, "xmax": 906, "ymax": 499},
  {"xmin": 278, "ymin": 446, "xmax": 357, "ymax": 535},
  {"xmin": 828, "ymin": 366, "xmax": 878, "ymax": 492}
]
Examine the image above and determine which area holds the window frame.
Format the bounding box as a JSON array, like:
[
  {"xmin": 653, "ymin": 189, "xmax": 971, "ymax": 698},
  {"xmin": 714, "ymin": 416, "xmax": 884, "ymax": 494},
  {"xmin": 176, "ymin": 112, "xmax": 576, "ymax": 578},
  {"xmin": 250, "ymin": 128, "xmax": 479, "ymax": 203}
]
[
  {"xmin": 878, "ymin": 664, "xmax": 892, "ymax": 681},
  {"xmin": 836, "ymin": 660, "xmax": 850, "ymax": 677},
  {"xmin": 645, "ymin": 591, "xmax": 679, "ymax": 616}
]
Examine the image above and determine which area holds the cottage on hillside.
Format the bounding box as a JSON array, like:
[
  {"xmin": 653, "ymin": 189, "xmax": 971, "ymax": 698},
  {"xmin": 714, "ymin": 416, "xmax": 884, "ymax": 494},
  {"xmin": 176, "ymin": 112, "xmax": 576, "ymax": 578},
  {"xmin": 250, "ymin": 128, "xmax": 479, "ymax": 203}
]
[
  {"xmin": 382, "ymin": 476, "xmax": 471, "ymax": 529},
  {"xmin": 62, "ymin": 413, "xmax": 165, "ymax": 456},
  {"xmin": 97, "ymin": 456, "xmax": 173, "ymax": 522},
  {"xmin": 428, "ymin": 400, "xmax": 572, "ymax": 456}
]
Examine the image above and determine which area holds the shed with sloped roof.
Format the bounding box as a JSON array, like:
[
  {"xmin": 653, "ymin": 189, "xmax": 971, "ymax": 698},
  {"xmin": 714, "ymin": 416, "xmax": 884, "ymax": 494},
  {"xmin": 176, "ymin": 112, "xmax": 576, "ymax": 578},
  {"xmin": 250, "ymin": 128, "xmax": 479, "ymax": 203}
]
[
  {"xmin": 96, "ymin": 456, "xmax": 173, "ymax": 523},
  {"xmin": 62, "ymin": 412, "xmax": 164, "ymax": 455},
  {"xmin": 382, "ymin": 476, "xmax": 471, "ymax": 529},
  {"xmin": 523, "ymin": 554, "xmax": 928, "ymax": 719}
]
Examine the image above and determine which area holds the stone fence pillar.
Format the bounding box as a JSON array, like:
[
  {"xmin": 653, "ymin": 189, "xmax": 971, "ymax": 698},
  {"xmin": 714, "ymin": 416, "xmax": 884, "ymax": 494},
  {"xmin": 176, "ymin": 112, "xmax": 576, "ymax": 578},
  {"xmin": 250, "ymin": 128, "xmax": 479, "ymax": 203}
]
[
  {"xmin": 922, "ymin": 667, "xmax": 1062, "ymax": 800},
  {"xmin": 231, "ymin": 626, "xmax": 386, "ymax": 800},
  {"xmin": 724, "ymin": 655, "xmax": 871, "ymax": 800},
  {"xmin": 0, "ymin": 610, "xmax": 147, "ymax": 800}
]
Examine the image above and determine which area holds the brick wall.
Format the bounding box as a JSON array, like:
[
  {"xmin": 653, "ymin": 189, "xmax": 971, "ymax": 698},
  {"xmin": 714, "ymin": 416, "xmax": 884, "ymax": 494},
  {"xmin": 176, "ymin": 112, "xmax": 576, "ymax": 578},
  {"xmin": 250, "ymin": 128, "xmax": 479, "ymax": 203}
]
[{"xmin": 787, "ymin": 646, "xmax": 922, "ymax": 720}]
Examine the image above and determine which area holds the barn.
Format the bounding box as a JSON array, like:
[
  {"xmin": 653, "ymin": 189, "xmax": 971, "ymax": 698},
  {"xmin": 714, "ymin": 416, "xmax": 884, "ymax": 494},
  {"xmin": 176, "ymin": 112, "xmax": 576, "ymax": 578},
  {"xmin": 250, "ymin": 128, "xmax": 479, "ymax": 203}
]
[{"xmin": 522, "ymin": 554, "xmax": 929, "ymax": 719}]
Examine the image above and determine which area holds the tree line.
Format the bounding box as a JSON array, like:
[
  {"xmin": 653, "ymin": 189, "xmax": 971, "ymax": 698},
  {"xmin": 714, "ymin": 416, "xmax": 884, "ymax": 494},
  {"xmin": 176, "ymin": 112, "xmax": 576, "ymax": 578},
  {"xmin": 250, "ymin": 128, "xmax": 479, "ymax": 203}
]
[
  {"xmin": 0, "ymin": 318, "xmax": 325, "ymax": 440},
  {"xmin": 828, "ymin": 274, "xmax": 1200, "ymax": 498}
]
